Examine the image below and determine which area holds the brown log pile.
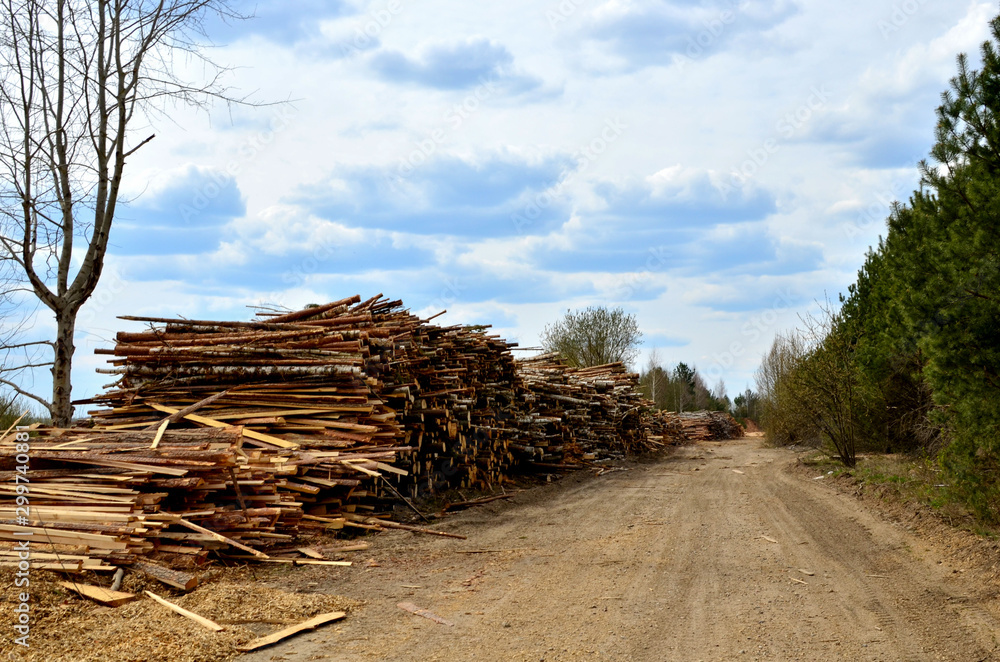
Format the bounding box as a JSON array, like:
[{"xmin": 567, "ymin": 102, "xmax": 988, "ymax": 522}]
[
  {"xmin": 642, "ymin": 408, "xmax": 688, "ymax": 446},
  {"xmin": 675, "ymin": 411, "xmax": 746, "ymax": 441},
  {"xmin": 0, "ymin": 295, "xmax": 689, "ymax": 566},
  {"xmin": 514, "ymin": 353, "xmax": 667, "ymax": 469}
]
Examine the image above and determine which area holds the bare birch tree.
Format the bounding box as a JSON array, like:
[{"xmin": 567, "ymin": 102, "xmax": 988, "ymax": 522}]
[{"xmin": 0, "ymin": 0, "xmax": 243, "ymax": 425}]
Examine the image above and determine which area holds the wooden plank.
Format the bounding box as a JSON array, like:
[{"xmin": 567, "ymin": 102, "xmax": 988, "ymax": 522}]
[
  {"xmin": 145, "ymin": 590, "xmax": 225, "ymax": 631},
  {"xmin": 175, "ymin": 518, "xmax": 269, "ymax": 558},
  {"xmin": 340, "ymin": 459, "xmax": 380, "ymax": 477},
  {"xmin": 58, "ymin": 581, "xmax": 137, "ymax": 607},
  {"xmin": 236, "ymin": 611, "xmax": 346, "ymax": 652},
  {"xmin": 145, "ymin": 390, "xmax": 231, "ymax": 429},
  {"xmin": 150, "ymin": 419, "xmax": 170, "ymax": 450},
  {"xmin": 0, "ymin": 525, "xmax": 128, "ymax": 549},
  {"xmin": 374, "ymin": 461, "xmax": 408, "ymax": 476},
  {"xmin": 30, "ymin": 456, "xmax": 187, "ymax": 477},
  {"xmin": 397, "ymin": 602, "xmax": 453, "ymax": 626},
  {"xmin": 147, "ymin": 403, "xmax": 299, "ymax": 449},
  {"xmin": 297, "ymin": 547, "xmax": 325, "ymax": 560},
  {"xmin": 318, "ymin": 542, "xmax": 369, "ymax": 553},
  {"xmin": 0, "ymin": 560, "xmax": 83, "ymax": 572}
]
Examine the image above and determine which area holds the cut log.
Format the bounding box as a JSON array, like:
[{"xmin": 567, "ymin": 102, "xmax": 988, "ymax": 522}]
[{"xmin": 130, "ymin": 560, "xmax": 198, "ymax": 591}]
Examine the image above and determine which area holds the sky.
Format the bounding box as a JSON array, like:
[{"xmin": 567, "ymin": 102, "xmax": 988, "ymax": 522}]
[{"xmin": 7, "ymin": 0, "xmax": 997, "ymax": 409}]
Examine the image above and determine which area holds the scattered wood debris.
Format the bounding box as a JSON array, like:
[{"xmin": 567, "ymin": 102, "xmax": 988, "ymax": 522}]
[{"xmin": 397, "ymin": 601, "xmax": 454, "ymax": 626}]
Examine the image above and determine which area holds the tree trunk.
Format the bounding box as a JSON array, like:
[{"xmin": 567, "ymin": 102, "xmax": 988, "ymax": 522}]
[{"xmin": 51, "ymin": 309, "xmax": 76, "ymax": 427}]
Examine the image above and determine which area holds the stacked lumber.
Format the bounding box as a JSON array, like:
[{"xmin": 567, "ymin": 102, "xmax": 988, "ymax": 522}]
[
  {"xmin": 83, "ymin": 294, "xmax": 526, "ymax": 507},
  {"xmin": 513, "ymin": 354, "xmax": 659, "ymax": 469},
  {"xmin": 675, "ymin": 411, "xmax": 745, "ymax": 441},
  {"xmin": 0, "ymin": 427, "xmax": 251, "ymax": 570},
  {"xmin": 641, "ymin": 408, "xmax": 688, "ymax": 446},
  {"xmin": 372, "ymin": 319, "xmax": 523, "ymax": 496},
  {"xmin": 0, "ymin": 295, "xmax": 689, "ymax": 566}
]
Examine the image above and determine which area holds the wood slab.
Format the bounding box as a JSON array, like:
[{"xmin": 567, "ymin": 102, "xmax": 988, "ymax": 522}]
[
  {"xmin": 237, "ymin": 611, "xmax": 346, "ymax": 652},
  {"xmin": 58, "ymin": 581, "xmax": 137, "ymax": 607}
]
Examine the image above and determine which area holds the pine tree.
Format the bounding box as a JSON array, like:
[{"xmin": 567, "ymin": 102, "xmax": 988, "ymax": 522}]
[{"xmin": 883, "ymin": 16, "xmax": 1000, "ymax": 519}]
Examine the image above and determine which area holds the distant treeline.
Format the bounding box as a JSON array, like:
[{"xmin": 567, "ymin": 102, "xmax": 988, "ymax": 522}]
[
  {"xmin": 639, "ymin": 358, "xmax": 761, "ymax": 424},
  {"xmin": 757, "ymin": 17, "xmax": 1000, "ymax": 522}
]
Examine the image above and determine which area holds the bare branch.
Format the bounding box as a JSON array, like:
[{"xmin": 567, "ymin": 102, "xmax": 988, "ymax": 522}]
[
  {"xmin": 0, "ymin": 376, "xmax": 52, "ymax": 411},
  {"xmin": 0, "ymin": 0, "xmax": 252, "ymax": 425}
]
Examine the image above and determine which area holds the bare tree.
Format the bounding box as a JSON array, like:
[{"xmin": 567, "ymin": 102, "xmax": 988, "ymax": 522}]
[
  {"xmin": 644, "ymin": 348, "xmax": 662, "ymax": 404},
  {"xmin": 0, "ymin": 0, "xmax": 243, "ymax": 425},
  {"xmin": 541, "ymin": 306, "xmax": 642, "ymax": 368}
]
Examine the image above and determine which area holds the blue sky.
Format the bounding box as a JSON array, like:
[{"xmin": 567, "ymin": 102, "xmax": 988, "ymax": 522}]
[{"xmin": 11, "ymin": 0, "xmax": 996, "ymax": 408}]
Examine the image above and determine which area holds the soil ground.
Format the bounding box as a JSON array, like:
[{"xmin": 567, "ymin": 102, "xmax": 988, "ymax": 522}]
[{"xmin": 239, "ymin": 438, "xmax": 1000, "ymax": 662}]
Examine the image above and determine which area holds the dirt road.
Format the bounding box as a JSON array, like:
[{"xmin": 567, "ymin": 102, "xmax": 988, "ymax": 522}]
[{"xmin": 245, "ymin": 439, "xmax": 1000, "ymax": 661}]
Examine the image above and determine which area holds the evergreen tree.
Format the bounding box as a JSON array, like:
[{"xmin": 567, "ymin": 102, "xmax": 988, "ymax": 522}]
[{"xmin": 879, "ymin": 17, "xmax": 1000, "ymax": 518}]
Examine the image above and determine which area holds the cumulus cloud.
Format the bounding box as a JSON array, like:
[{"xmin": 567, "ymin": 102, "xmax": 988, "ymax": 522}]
[
  {"xmin": 580, "ymin": 0, "xmax": 799, "ymax": 70},
  {"xmin": 294, "ymin": 153, "xmax": 575, "ymax": 236},
  {"xmin": 369, "ymin": 37, "xmax": 543, "ymax": 92},
  {"xmin": 205, "ymin": 0, "xmax": 355, "ymax": 46},
  {"xmin": 801, "ymin": 2, "xmax": 993, "ymax": 168},
  {"xmin": 109, "ymin": 166, "xmax": 245, "ymax": 255}
]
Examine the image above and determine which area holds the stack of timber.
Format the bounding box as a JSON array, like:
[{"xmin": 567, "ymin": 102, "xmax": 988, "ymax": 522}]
[
  {"xmin": 674, "ymin": 411, "xmax": 746, "ymax": 441},
  {"xmin": 0, "ymin": 426, "xmax": 262, "ymax": 572},
  {"xmin": 513, "ymin": 353, "xmax": 661, "ymax": 469},
  {"xmin": 83, "ymin": 294, "xmax": 526, "ymax": 515},
  {"xmin": 0, "ymin": 295, "xmax": 685, "ymax": 566},
  {"xmin": 373, "ymin": 318, "xmax": 523, "ymax": 497},
  {"xmin": 641, "ymin": 408, "xmax": 688, "ymax": 446}
]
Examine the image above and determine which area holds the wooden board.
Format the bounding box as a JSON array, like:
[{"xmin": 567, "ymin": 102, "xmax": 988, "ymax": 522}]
[
  {"xmin": 58, "ymin": 581, "xmax": 137, "ymax": 607},
  {"xmin": 145, "ymin": 590, "xmax": 224, "ymax": 631},
  {"xmin": 236, "ymin": 611, "xmax": 346, "ymax": 652}
]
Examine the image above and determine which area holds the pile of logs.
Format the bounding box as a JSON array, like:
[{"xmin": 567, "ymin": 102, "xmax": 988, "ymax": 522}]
[
  {"xmin": 514, "ymin": 353, "xmax": 667, "ymax": 468},
  {"xmin": 642, "ymin": 408, "xmax": 687, "ymax": 446},
  {"xmin": 0, "ymin": 426, "xmax": 291, "ymax": 574},
  {"xmin": 675, "ymin": 411, "xmax": 746, "ymax": 441},
  {"xmin": 0, "ymin": 295, "xmax": 697, "ymax": 566}
]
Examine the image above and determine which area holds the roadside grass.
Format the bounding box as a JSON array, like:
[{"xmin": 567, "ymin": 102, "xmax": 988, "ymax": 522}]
[
  {"xmin": 0, "ymin": 396, "xmax": 49, "ymax": 430},
  {"xmin": 798, "ymin": 450, "xmax": 1000, "ymax": 539}
]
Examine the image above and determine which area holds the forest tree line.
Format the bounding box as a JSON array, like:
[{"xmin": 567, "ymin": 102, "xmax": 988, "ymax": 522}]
[{"xmin": 756, "ymin": 17, "xmax": 1000, "ymax": 523}]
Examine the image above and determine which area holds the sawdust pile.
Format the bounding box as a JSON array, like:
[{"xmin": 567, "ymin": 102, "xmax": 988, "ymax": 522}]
[{"xmin": 0, "ymin": 568, "xmax": 360, "ymax": 662}]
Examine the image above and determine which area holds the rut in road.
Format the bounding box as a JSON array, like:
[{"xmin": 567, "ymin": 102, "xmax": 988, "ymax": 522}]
[{"xmin": 244, "ymin": 439, "xmax": 1000, "ymax": 662}]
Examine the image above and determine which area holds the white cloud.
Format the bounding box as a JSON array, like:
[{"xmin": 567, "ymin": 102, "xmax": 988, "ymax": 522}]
[{"xmin": 5, "ymin": 0, "xmax": 992, "ymax": 408}]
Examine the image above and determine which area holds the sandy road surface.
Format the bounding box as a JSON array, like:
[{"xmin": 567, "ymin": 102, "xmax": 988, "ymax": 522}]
[{"xmin": 245, "ymin": 439, "xmax": 1000, "ymax": 661}]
